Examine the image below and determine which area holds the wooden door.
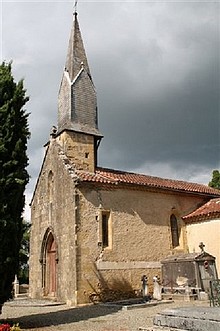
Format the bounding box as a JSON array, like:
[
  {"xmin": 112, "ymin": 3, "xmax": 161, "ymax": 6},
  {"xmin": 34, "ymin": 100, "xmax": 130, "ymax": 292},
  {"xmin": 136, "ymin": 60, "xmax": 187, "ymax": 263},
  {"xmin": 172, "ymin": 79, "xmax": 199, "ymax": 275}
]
[{"xmin": 46, "ymin": 234, "xmax": 57, "ymax": 296}]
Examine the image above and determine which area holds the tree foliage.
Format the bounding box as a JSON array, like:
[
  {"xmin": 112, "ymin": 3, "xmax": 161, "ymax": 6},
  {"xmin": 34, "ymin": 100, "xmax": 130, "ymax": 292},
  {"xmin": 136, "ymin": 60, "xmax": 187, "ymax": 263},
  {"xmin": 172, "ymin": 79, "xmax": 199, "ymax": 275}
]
[
  {"xmin": 0, "ymin": 62, "xmax": 30, "ymax": 308},
  {"xmin": 209, "ymin": 170, "xmax": 220, "ymax": 190},
  {"xmin": 18, "ymin": 222, "xmax": 30, "ymax": 284}
]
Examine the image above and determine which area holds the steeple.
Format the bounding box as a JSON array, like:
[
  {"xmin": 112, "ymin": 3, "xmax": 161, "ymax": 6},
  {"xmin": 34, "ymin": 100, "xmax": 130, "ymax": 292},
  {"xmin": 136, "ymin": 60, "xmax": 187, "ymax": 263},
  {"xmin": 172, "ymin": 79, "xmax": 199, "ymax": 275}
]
[
  {"xmin": 58, "ymin": 12, "xmax": 102, "ymax": 138},
  {"xmin": 65, "ymin": 12, "xmax": 90, "ymax": 82},
  {"xmin": 57, "ymin": 12, "xmax": 103, "ymax": 172}
]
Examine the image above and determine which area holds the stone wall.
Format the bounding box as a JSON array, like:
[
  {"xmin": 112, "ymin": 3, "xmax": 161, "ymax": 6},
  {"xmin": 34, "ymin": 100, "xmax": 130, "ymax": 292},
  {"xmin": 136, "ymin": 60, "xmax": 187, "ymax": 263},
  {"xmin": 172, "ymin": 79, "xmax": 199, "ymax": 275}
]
[
  {"xmin": 57, "ymin": 131, "xmax": 95, "ymax": 172},
  {"xmin": 75, "ymin": 185, "xmax": 207, "ymax": 303},
  {"xmin": 29, "ymin": 139, "xmax": 77, "ymax": 305}
]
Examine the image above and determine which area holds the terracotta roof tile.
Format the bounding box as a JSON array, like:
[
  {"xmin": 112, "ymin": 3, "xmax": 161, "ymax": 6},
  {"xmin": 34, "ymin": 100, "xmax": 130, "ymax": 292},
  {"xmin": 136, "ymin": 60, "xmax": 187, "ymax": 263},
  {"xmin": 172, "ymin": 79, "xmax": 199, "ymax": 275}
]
[
  {"xmin": 183, "ymin": 198, "xmax": 220, "ymax": 221},
  {"xmin": 77, "ymin": 167, "xmax": 220, "ymax": 196}
]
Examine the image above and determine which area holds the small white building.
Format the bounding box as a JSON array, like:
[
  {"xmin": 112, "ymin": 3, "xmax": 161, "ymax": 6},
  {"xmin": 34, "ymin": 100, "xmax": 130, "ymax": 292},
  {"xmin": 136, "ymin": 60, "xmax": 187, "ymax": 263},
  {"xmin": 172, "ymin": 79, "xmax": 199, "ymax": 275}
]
[{"xmin": 183, "ymin": 198, "xmax": 220, "ymax": 275}]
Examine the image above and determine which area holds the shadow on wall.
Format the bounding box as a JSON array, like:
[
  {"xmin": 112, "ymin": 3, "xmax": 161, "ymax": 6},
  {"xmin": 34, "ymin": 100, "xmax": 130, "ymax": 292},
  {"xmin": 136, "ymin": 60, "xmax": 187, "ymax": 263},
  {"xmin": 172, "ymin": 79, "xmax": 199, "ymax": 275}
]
[
  {"xmin": 85, "ymin": 187, "xmax": 180, "ymax": 227},
  {"xmin": 86, "ymin": 263, "xmax": 139, "ymax": 303}
]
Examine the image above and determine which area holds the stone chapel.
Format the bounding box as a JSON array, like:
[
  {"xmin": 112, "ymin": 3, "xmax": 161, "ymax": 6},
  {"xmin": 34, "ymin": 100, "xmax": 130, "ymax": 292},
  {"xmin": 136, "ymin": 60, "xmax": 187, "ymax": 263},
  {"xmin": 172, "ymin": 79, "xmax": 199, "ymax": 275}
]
[{"xmin": 29, "ymin": 12, "xmax": 220, "ymax": 305}]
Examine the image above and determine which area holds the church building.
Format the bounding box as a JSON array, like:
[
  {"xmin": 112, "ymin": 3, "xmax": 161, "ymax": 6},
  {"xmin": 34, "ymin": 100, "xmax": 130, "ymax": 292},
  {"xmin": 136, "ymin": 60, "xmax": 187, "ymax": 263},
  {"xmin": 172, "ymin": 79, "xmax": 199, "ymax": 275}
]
[{"xmin": 29, "ymin": 12, "xmax": 220, "ymax": 305}]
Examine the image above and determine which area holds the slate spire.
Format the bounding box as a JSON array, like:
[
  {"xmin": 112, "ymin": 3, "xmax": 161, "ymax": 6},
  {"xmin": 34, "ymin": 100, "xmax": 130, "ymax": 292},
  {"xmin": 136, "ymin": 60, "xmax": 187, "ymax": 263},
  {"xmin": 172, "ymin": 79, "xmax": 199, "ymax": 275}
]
[
  {"xmin": 58, "ymin": 12, "xmax": 103, "ymax": 138},
  {"xmin": 65, "ymin": 12, "xmax": 90, "ymax": 82}
]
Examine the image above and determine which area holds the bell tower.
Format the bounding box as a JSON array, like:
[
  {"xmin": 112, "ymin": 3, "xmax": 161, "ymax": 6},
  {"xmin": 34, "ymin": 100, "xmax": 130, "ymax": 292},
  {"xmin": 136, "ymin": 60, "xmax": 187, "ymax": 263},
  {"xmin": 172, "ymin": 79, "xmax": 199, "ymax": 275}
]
[{"xmin": 57, "ymin": 12, "xmax": 103, "ymax": 172}]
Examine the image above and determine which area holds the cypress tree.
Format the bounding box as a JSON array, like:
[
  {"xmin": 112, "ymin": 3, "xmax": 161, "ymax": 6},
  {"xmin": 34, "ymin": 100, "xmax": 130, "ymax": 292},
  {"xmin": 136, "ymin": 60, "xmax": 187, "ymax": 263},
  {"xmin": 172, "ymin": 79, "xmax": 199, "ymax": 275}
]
[{"xmin": 0, "ymin": 62, "xmax": 30, "ymax": 311}]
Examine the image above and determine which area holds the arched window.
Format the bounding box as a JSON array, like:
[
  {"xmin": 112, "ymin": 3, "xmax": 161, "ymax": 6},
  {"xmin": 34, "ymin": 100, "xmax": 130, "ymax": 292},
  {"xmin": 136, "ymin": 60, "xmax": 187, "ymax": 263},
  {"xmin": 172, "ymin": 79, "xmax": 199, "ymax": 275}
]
[{"xmin": 170, "ymin": 214, "xmax": 179, "ymax": 248}]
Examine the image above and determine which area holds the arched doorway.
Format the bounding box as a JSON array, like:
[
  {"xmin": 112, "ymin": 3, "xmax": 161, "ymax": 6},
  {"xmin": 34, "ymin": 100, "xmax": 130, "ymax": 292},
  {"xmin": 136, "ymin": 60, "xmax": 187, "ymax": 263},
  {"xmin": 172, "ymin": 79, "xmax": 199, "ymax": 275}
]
[{"xmin": 40, "ymin": 229, "xmax": 58, "ymax": 297}]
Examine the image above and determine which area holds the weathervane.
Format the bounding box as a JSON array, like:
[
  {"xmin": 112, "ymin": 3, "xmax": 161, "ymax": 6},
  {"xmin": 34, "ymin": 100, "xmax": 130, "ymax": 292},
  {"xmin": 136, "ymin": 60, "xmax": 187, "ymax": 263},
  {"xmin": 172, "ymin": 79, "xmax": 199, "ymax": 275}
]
[{"xmin": 74, "ymin": 0, "xmax": 78, "ymax": 14}]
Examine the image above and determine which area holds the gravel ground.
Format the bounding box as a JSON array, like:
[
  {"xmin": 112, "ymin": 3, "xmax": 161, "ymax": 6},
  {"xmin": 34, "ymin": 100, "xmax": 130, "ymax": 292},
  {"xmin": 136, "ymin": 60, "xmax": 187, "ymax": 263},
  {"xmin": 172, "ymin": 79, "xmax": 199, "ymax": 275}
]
[{"xmin": 0, "ymin": 298, "xmax": 209, "ymax": 331}]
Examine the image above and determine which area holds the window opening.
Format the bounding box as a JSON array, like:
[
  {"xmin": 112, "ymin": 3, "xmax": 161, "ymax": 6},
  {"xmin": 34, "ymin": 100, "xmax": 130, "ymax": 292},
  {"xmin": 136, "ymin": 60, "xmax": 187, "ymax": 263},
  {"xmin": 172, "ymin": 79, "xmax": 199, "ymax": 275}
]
[
  {"xmin": 102, "ymin": 213, "xmax": 109, "ymax": 248},
  {"xmin": 170, "ymin": 214, "xmax": 179, "ymax": 248}
]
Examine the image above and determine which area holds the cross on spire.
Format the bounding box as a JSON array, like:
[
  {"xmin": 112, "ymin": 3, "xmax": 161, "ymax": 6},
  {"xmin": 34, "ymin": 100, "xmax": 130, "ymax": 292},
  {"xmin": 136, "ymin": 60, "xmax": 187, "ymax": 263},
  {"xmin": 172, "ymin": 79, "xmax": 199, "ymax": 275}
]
[{"xmin": 73, "ymin": 0, "xmax": 78, "ymax": 14}]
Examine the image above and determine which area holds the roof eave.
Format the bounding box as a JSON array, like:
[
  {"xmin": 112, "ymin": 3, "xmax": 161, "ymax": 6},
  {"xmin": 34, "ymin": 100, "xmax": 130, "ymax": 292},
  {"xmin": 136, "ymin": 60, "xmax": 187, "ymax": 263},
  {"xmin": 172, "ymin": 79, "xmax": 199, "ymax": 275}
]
[
  {"xmin": 183, "ymin": 212, "xmax": 220, "ymax": 223},
  {"xmin": 76, "ymin": 179, "xmax": 220, "ymax": 197}
]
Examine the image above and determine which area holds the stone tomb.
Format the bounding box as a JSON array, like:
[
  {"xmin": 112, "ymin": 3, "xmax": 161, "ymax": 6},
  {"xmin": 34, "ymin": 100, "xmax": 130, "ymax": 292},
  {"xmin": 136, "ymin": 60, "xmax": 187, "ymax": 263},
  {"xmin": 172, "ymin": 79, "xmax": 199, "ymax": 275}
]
[{"xmin": 161, "ymin": 249, "xmax": 218, "ymax": 301}]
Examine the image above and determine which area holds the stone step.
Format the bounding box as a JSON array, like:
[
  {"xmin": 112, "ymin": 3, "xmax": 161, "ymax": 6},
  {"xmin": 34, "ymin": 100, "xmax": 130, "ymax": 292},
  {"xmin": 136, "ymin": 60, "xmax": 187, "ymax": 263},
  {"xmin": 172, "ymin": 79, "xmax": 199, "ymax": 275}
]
[
  {"xmin": 15, "ymin": 293, "xmax": 29, "ymax": 299},
  {"xmin": 153, "ymin": 307, "xmax": 220, "ymax": 331}
]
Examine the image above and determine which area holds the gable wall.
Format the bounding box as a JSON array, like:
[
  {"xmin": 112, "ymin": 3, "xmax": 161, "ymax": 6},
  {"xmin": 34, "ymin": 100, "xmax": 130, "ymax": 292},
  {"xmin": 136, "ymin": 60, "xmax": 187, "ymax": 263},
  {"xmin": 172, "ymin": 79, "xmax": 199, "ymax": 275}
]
[
  {"xmin": 76, "ymin": 185, "xmax": 207, "ymax": 303},
  {"xmin": 186, "ymin": 218, "xmax": 220, "ymax": 275},
  {"xmin": 29, "ymin": 140, "xmax": 77, "ymax": 305}
]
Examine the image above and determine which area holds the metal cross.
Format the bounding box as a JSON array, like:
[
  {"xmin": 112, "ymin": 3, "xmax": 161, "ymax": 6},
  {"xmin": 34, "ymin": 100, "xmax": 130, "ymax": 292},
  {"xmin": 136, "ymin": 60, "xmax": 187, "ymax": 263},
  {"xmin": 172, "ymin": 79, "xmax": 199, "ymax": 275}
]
[{"xmin": 74, "ymin": 0, "xmax": 78, "ymax": 14}]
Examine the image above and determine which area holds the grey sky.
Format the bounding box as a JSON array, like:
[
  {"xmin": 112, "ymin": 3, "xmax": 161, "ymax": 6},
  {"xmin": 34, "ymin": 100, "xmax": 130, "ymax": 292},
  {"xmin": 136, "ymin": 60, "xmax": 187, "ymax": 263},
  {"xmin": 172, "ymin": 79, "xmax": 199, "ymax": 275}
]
[{"xmin": 1, "ymin": 1, "xmax": 219, "ymax": 220}]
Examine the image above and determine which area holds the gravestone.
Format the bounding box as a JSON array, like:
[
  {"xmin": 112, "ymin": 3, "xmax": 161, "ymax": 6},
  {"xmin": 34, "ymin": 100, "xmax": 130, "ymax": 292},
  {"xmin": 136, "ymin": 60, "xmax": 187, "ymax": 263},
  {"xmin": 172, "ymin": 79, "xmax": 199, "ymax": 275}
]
[
  {"xmin": 141, "ymin": 275, "xmax": 149, "ymax": 299},
  {"xmin": 153, "ymin": 276, "xmax": 162, "ymax": 301}
]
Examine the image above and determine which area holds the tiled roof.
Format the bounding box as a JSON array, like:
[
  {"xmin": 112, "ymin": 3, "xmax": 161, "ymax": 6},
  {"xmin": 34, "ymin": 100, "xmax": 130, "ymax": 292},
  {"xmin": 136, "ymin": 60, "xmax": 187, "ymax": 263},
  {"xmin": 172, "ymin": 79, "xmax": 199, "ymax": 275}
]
[
  {"xmin": 183, "ymin": 198, "xmax": 220, "ymax": 221},
  {"xmin": 77, "ymin": 167, "xmax": 220, "ymax": 196}
]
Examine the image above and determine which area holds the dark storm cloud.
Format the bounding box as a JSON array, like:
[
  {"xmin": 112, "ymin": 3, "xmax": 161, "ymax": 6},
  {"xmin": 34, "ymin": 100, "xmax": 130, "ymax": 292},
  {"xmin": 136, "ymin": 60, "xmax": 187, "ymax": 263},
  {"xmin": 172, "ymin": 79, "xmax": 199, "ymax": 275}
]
[
  {"xmin": 91, "ymin": 2, "xmax": 220, "ymax": 173},
  {"xmin": 98, "ymin": 56, "xmax": 219, "ymax": 170},
  {"xmin": 1, "ymin": 1, "xmax": 219, "ymax": 220}
]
